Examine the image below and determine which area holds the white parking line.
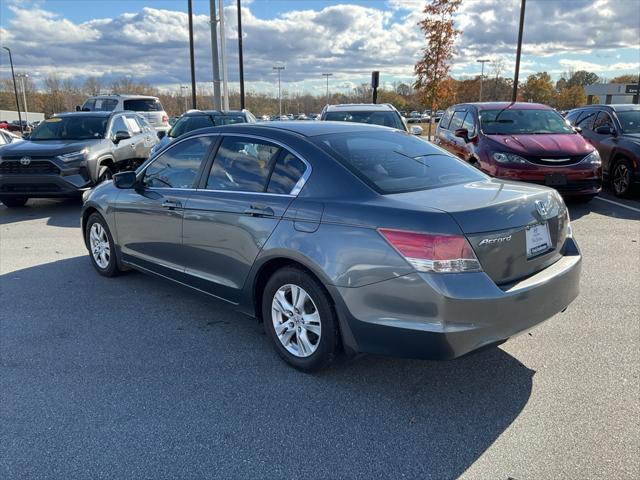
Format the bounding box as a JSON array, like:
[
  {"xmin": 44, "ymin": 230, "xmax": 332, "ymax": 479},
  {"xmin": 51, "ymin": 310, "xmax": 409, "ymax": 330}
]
[{"xmin": 594, "ymin": 196, "xmax": 640, "ymax": 214}]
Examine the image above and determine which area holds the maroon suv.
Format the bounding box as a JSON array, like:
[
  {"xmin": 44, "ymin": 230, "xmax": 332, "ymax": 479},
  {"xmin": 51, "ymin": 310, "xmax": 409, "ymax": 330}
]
[{"xmin": 434, "ymin": 102, "xmax": 602, "ymax": 200}]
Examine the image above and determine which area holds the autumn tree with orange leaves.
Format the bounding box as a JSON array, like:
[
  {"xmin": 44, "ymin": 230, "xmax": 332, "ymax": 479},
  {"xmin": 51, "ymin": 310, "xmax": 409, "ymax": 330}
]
[{"xmin": 414, "ymin": 0, "xmax": 462, "ymax": 135}]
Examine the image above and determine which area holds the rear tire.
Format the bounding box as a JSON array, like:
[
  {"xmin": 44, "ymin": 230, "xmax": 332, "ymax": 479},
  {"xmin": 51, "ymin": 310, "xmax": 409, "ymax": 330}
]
[
  {"xmin": 611, "ymin": 158, "xmax": 633, "ymax": 197},
  {"xmin": 262, "ymin": 267, "xmax": 339, "ymax": 372},
  {"xmin": 85, "ymin": 212, "xmax": 122, "ymax": 277},
  {"xmin": 0, "ymin": 197, "xmax": 28, "ymax": 208}
]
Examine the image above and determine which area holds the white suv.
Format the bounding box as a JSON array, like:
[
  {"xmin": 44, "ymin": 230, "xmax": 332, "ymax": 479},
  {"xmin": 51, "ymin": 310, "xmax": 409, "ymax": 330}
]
[
  {"xmin": 79, "ymin": 94, "xmax": 170, "ymax": 133},
  {"xmin": 320, "ymin": 103, "xmax": 423, "ymax": 135}
]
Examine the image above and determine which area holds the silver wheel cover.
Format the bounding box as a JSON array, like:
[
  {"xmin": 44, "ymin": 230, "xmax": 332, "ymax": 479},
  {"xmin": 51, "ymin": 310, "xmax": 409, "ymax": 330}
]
[
  {"xmin": 89, "ymin": 222, "xmax": 111, "ymax": 269},
  {"xmin": 271, "ymin": 284, "xmax": 321, "ymax": 358}
]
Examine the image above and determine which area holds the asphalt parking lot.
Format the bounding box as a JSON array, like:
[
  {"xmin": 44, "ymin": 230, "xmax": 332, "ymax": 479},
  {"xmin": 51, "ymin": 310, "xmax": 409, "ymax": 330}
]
[{"xmin": 1, "ymin": 192, "xmax": 638, "ymax": 479}]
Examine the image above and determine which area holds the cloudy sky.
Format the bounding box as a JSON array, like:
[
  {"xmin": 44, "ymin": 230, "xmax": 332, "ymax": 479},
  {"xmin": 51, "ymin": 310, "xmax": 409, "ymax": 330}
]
[{"xmin": 1, "ymin": 0, "xmax": 638, "ymax": 96}]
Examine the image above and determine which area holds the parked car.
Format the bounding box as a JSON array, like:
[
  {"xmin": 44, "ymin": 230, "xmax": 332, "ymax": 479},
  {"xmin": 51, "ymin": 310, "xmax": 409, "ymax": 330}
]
[
  {"xmin": 81, "ymin": 121, "xmax": 580, "ymax": 371},
  {"xmin": 0, "ymin": 111, "xmax": 158, "ymax": 207},
  {"xmin": 321, "ymin": 103, "xmax": 422, "ymax": 135},
  {"xmin": 0, "ymin": 120, "xmax": 9, "ymax": 130},
  {"xmin": 6, "ymin": 120, "xmax": 30, "ymax": 133},
  {"xmin": 566, "ymin": 104, "xmax": 639, "ymax": 197},
  {"xmin": 0, "ymin": 129, "xmax": 23, "ymax": 147},
  {"xmin": 79, "ymin": 94, "xmax": 170, "ymax": 133},
  {"xmin": 435, "ymin": 102, "xmax": 602, "ymax": 201},
  {"xmin": 151, "ymin": 109, "xmax": 256, "ymax": 155},
  {"xmin": 406, "ymin": 111, "xmax": 423, "ymax": 123}
]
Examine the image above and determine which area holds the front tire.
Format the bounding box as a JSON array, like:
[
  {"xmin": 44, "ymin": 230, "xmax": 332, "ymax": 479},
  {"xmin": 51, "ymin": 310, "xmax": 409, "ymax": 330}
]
[
  {"xmin": 0, "ymin": 196, "xmax": 28, "ymax": 208},
  {"xmin": 97, "ymin": 165, "xmax": 114, "ymax": 184},
  {"xmin": 85, "ymin": 213, "xmax": 121, "ymax": 277},
  {"xmin": 262, "ymin": 267, "xmax": 339, "ymax": 372},
  {"xmin": 612, "ymin": 159, "xmax": 633, "ymax": 197}
]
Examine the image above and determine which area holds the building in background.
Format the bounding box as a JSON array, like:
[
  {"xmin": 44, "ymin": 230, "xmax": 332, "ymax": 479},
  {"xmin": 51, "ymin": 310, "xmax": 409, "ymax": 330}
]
[
  {"xmin": 0, "ymin": 110, "xmax": 45, "ymax": 124},
  {"xmin": 585, "ymin": 83, "xmax": 639, "ymax": 105}
]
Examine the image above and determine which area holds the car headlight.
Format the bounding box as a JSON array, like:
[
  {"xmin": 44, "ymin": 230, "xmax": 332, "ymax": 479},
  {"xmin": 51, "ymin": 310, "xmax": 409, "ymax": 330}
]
[
  {"xmin": 492, "ymin": 152, "xmax": 528, "ymax": 164},
  {"xmin": 581, "ymin": 150, "xmax": 601, "ymax": 166},
  {"xmin": 57, "ymin": 148, "xmax": 89, "ymax": 164}
]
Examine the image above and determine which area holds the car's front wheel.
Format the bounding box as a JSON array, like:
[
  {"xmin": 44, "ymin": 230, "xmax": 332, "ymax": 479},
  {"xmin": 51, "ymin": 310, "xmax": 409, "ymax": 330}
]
[
  {"xmin": 263, "ymin": 267, "xmax": 339, "ymax": 372},
  {"xmin": 85, "ymin": 213, "xmax": 121, "ymax": 277},
  {"xmin": 0, "ymin": 196, "xmax": 28, "ymax": 208},
  {"xmin": 612, "ymin": 158, "xmax": 633, "ymax": 197}
]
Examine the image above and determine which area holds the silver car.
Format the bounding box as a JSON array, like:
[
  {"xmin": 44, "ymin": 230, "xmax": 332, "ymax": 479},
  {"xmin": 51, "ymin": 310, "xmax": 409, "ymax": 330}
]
[{"xmin": 81, "ymin": 122, "xmax": 581, "ymax": 371}]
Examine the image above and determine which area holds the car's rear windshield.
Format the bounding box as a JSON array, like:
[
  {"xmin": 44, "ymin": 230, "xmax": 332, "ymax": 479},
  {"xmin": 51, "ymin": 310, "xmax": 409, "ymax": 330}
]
[
  {"xmin": 29, "ymin": 116, "xmax": 107, "ymax": 140},
  {"xmin": 312, "ymin": 131, "xmax": 485, "ymax": 194},
  {"xmin": 616, "ymin": 110, "xmax": 640, "ymax": 134},
  {"xmin": 324, "ymin": 111, "xmax": 405, "ymax": 131},
  {"xmin": 480, "ymin": 108, "xmax": 574, "ymax": 135},
  {"xmin": 123, "ymin": 99, "xmax": 163, "ymax": 112},
  {"xmin": 169, "ymin": 114, "xmax": 246, "ymax": 138}
]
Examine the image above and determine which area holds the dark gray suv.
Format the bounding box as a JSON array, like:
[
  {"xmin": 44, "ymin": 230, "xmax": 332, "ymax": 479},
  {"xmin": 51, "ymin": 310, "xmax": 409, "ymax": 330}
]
[
  {"xmin": 0, "ymin": 111, "xmax": 158, "ymax": 207},
  {"xmin": 81, "ymin": 122, "xmax": 581, "ymax": 371}
]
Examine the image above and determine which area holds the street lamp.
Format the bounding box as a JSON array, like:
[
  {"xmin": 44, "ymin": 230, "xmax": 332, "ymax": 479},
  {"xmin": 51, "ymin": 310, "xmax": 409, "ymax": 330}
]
[
  {"xmin": 1, "ymin": 47, "xmax": 24, "ymax": 134},
  {"xmin": 180, "ymin": 85, "xmax": 189, "ymax": 113},
  {"xmin": 273, "ymin": 65, "xmax": 285, "ymax": 116},
  {"xmin": 322, "ymin": 73, "xmax": 333, "ymax": 105},
  {"xmin": 16, "ymin": 73, "xmax": 29, "ymax": 127},
  {"xmin": 476, "ymin": 59, "xmax": 490, "ymax": 101}
]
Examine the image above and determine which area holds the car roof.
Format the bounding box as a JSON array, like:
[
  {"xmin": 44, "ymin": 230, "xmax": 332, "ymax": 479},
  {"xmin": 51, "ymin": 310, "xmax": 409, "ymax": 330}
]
[
  {"xmin": 53, "ymin": 111, "xmax": 114, "ymax": 118},
  {"xmin": 574, "ymin": 104, "xmax": 640, "ymax": 112},
  {"xmin": 184, "ymin": 110, "xmax": 247, "ymax": 116},
  {"xmin": 458, "ymin": 102, "xmax": 553, "ymax": 111},
  {"xmin": 324, "ymin": 103, "xmax": 397, "ymax": 112},
  {"xmin": 89, "ymin": 94, "xmax": 159, "ymax": 100},
  {"xmin": 182, "ymin": 120, "xmax": 399, "ymax": 138}
]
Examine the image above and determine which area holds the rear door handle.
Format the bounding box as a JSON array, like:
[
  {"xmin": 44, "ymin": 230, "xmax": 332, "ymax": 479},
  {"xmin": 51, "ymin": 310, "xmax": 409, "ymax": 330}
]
[
  {"xmin": 244, "ymin": 204, "xmax": 274, "ymax": 217},
  {"xmin": 162, "ymin": 199, "xmax": 182, "ymax": 209}
]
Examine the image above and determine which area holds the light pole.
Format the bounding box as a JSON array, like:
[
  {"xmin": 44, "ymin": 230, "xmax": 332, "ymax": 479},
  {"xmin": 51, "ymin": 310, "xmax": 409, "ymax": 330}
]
[
  {"xmin": 512, "ymin": 0, "xmax": 527, "ymax": 102},
  {"xmin": 237, "ymin": 0, "xmax": 245, "ymax": 109},
  {"xmin": 273, "ymin": 65, "xmax": 285, "ymax": 116},
  {"xmin": 17, "ymin": 73, "xmax": 29, "ymax": 127},
  {"xmin": 322, "ymin": 73, "xmax": 332, "ymax": 105},
  {"xmin": 476, "ymin": 59, "xmax": 490, "ymax": 101},
  {"xmin": 180, "ymin": 85, "xmax": 189, "ymax": 112},
  {"xmin": 2, "ymin": 47, "xmax": 23, "ymax": 134}
]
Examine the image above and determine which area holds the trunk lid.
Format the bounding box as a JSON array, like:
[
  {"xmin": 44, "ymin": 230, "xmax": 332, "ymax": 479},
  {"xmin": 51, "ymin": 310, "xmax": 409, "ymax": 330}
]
[{"xmin": 386, "ymin": 179, "xmax": 570, "ymax": 285}]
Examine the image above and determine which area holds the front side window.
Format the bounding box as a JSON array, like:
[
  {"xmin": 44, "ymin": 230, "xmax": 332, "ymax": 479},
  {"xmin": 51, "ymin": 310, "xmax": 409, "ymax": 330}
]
[
  {"xmin": 438, "ymin": 108, "xmax": 455, "ymax": 130},
  {"xmin": 267, "ymin": 153, "xmax": 307, "ymax": 194},
  {"xmin": 143, "ymin": 136, "xmax": 213, "ymax": 189},
  {"xmin": 462, "ymin": 111, "xmax": 476, "ymax": 136},
  {"xmin": 313, "ymin": 130, "xmax": 485, "ymax": 194},
  {"xmin": 616, "ymin": 110, "xmax": 640, "ymax": 134},
  {"xmin": 110, "ymin": 116, "xmax": 129, "ymax": 135},
  {"xmin": 29, "ymin": 116, "xmax": 108, "ymax": 140},
  {"xmin": 480, "ymin": 108, "xmax": 574, "ymax": 135},
  {"xmin": 593, "ymin": 111, "xmax": 613, "ymax": 130},
  {"xmin": 125, "ymin": 115, "xmax": 142, "ymax": 134},
  {"xmin": 576, "ymin": 111, "xmax": 597, "ymax": 130},
  {"xmin": 449, "ymin": 111, "xmax": 466, "ymax": 131},
  {"xmin": 206, "ymin": 137, "xmax": 280, "ymax": 192},
  {"xmin": 323, "ymin": 111, "xmax": 405, "ymax": 130}
]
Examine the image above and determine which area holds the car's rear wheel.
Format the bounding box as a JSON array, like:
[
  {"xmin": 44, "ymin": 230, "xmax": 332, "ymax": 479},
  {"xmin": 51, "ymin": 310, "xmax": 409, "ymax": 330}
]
[
  {"xmin": 612, "ymin": 159, "xmax": 633, "ymax": 197},
  {"xmin": 0, "ymin": 196, "xmax": 28, "ymax": 208},
  {"xmin": 85, "ymin": 213, "xmax": 121, "ymax": 277},
  {"xmin": 262, "ymin": 267, "xmax": 339, "ymax": 372}
]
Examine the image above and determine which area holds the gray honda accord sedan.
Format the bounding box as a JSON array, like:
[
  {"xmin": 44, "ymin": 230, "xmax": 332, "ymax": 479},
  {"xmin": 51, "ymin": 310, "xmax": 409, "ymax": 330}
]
[{"xmin": 81, "ymin": 121, "xmax": 581, "ymax": 371}]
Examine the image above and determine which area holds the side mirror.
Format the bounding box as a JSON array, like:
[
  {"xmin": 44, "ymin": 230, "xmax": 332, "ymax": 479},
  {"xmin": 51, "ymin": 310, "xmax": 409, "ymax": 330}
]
[
  {"xmin": 75, "ymin": 105, "xmax": 81, "ymax": 112},
  {"xmin": 113, "ymin": 130, "xmax": 131, "ymax": 144},
  {"xmin": 595, "ymin": 125, "xmax": 614, "ymax": 136},
  {"xmin": 157, "ymin": 130, "xmax": 167, "ymax": 140},
  {"xmin": 113, "ymin": 171, "xmax": 137, "ymax": 189},
  {"xmin": 573, "ymin": 126, "xmax": 582, "ymax": 133},
  {"xmin": 410, "ymin": 125, "xmax": 423, "ymax": 136},
  {"xmin": 454, "ymin": 128, "xmax": 470, "ymax": 142}
]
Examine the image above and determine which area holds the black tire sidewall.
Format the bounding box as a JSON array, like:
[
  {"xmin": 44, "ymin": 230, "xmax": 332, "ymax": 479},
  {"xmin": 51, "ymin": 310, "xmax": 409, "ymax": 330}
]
[
  {"xmin": 85, "ymin": 213, "xmax": 119, "ymax": 276},
  {"xmin": 97, "ymin": 166, "xmax": 114, "ymax": 184},
  {"xmin": 612, "ymin": 159, "xmax": 632, "ymax": 197},
  {"xmin": 262, "ymin": 267, "xmax": 338, "ymax": 372}
]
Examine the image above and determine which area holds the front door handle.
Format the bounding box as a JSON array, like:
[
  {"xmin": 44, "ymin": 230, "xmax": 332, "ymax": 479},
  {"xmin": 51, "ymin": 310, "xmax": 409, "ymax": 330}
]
[
  {"xmin": 162, "ymin": 199, "xmax": 182, "ymax": 209},
  {"xmin": 244, "ymin": 204, "xmax": 274, "ymax": 217}
]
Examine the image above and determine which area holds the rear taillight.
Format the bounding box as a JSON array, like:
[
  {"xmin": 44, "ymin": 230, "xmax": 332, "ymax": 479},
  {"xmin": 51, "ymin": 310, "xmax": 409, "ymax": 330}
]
[
  {"xmin": 378, "ymin": 228, "xmax": 482, "ymax": 273},
  {"xmin": 162, "ymin": 115, "xmax": 169, "ymax": 124}
]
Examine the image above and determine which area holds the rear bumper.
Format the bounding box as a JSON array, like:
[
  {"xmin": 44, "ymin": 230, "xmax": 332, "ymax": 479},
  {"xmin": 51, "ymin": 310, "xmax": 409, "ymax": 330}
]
[{"xmin": 331, "ymin": 237, "xmax": 581, "ymax": 360}]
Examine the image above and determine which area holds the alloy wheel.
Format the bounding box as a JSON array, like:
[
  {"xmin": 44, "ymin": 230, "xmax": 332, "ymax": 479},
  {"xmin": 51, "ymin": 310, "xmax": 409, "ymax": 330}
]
[
  {"xmin": 613, "ymin": 163, "xmax": 630, "ymax": 196},
  {"xmin": 89, "ymin": 222, "xmax": 111, "ymax": 269},
  {"xmin": 271, "ymin": 284, "xmax": 321, "ymax": 358}
]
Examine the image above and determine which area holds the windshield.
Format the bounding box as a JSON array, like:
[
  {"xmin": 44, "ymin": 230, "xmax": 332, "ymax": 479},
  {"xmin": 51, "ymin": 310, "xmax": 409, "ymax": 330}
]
[
  {"xmin": 312, "ymin": 130, "xmax": 485, "ymax": 194},
  {"xmin": 324, "ymin": 111, "xmax": 405, "ymax": 131},
  {"xmin": 123, "ymin": 99, "xmax": 163, "ymax": 112},
  {"xmin": 480, "ymin": 108, "xmax": 574, "ymax": 135},
  {"xmin": 29, "ymin": 116, "xmax": 107, "ymax": 140},
  {"xmin": 169, "ymin": 114, "xmax": 247, "ymax": 138},
  {"xmin": 616, "ymin": 110, "xmax": 640, "ymax": 134}
]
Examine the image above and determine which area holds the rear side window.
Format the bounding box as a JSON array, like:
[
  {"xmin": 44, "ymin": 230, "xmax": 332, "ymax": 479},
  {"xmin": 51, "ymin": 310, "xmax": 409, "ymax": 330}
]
[
  {"xmin": 206, "ymin": 137, "xmax": 280, "ymax": 192},
  {"xmin": 313, "ymin": 131, "xmax": 485, "ymax": 194},
  {"xmin": 94, "ymin": 99, "xmax": 118, "ymax": 111},
  {"xmin": 267, "ymin": 153, "xmax": 306, "ymax": 194},
  {"xmin": 124, "ymin": 99, "xmax": 163, "ymax": 112},
  {"xmin": 143, "ymin": 136, "xmax": 213, "ymax": 189}
]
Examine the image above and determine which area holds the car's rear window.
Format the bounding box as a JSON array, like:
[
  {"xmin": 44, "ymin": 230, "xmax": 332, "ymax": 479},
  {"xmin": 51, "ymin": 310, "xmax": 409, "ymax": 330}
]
[
  {"xmin": 324, "ymin": 111, "xmax": 405, "ymax": 130},
  {"xmin": 169, "ymin": 114, "xmax": 246, "ymax": 138},
  {"xmin": 312, "ymin": 131, "xmax": 485, "ymax": 194},
  {"xmin": 123, "ymin": 99, "xmax": 163, "ymax": 112}
]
